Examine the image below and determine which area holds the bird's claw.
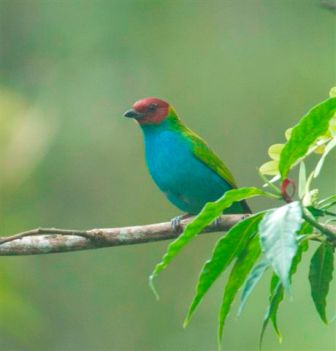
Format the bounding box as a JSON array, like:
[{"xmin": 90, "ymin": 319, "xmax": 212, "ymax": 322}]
[
  {"xmin": 212, "ymin": 217, "xmax": 221, "ymax": 227},
  {"xmin": 171, "ymin": 215, "xmax": 184, "ymax": 234}
]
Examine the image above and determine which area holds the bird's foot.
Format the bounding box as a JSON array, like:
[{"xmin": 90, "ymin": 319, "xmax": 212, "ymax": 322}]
[
  {"xmin": 212, "ymin": 217, "xmax": 221, "ymax": 227},
  {"xmin": 171, "ymin": 214, "xmax": 191, "ymax": 234}
]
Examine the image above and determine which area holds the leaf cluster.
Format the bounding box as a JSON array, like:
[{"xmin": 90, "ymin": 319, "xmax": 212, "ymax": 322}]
[{"xmin": 149, "ymin": 88, "xmax": 336, "ymax": 349}]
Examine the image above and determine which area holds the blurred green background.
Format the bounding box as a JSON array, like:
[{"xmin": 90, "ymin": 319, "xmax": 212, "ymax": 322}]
[{"xmin": 0, "ymin": 0, "xmax": 335, "ymax": 350}]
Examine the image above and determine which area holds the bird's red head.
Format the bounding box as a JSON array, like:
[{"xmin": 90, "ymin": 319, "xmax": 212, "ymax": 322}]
[{"xmin": 123, "ymin": 97, "xmax": 170, "ymax": 125}]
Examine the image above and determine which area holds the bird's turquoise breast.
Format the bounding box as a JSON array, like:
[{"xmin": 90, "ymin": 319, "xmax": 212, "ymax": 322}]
[{"xmin": 141, "ymin": 122, "xmax": 233, "ymax": 214}]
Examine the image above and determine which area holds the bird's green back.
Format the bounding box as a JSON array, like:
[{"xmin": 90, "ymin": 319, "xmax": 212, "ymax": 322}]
[{"xmin": 166, "ymin": 107, "xmax": 238, "ymax": 189}]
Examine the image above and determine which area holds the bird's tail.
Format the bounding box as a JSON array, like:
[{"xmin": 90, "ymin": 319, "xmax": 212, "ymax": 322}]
[
  {"xmin": 223, "ymin": 199, "xmax": 252, "ymax": 214},
  {"xmin": 240, "ymin": 199, "xmax": 252, "ymax": 214}
]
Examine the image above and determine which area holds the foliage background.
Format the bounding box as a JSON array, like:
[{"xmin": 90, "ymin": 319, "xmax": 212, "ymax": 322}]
[{"xmin": 0, "ymin": 0, "xmax": 335, "ymax": 350}]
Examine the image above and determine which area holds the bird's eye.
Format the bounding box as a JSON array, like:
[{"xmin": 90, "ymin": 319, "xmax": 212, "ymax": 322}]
[{"xmin": 148, "ymin": 103, "xmax": 157, "ymax": 112}]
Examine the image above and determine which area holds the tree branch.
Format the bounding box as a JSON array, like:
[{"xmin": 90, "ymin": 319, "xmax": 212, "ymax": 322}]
[
  {"xmin": 0, "ymin": 214, "xmax": 247, "ymax": 256},
  {"xmin": 1, "ymin": 214, "xmax": 335, "ymax": 256}
]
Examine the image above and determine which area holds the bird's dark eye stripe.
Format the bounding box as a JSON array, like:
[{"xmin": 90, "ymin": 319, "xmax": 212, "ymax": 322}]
[{"xmin": 148, "ymin": 103, "xmax": 158, "ymax": 111}]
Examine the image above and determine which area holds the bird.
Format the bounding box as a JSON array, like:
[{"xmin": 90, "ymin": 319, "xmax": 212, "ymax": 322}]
[{"xmin": 123, "ymin": 97, "xmax": 251, "ymax": 228}]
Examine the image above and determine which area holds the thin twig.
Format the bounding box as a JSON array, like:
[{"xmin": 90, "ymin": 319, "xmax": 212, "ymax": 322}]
[
  {"xmin": 320, "ymin": 0, "xmax": 336, "ymax": 13},
  {"xmin": 302, "ymin": 211, "xmax": 336, "ymax": 243}
]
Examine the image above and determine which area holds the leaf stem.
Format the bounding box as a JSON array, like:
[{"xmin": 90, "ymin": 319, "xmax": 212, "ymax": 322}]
[
  {"xmin": 302, "ymin": 211, "xmax": 336, "ymax": 243},
  {"xmin": 259, "ymin": 171, "xmax": 281, "ymax": 195},
  {"xmin": 321, "ymin": 209, "xmax": 336, "ymax": 217},
  {"xmin": 264, "ymin": 192, "xmax": 282, "ymax": 200}
]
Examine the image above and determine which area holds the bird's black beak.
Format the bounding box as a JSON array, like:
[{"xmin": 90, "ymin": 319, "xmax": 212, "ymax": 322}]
[{"xmin": 123, "ymin": 109, "xmax": 144, "ymax": 119}]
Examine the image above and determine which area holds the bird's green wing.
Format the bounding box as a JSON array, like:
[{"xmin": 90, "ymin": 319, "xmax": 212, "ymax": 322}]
[{"xmin": 183, "ymin": 128, "xmax": 238, "ymax": 188}]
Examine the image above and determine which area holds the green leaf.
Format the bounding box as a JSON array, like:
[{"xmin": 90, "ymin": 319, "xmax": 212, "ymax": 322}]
[
  {"xmin": 260, "ymin": 240, "xmax": 308, "ymax": 347},
  {"xmin": 279, "ymin": 97, "xmax": 336, "ymax": 179},
  {"xmin": 309, "ymin": 242, "xmax": 335, "ymax": 324},
  {"xmin": 298, "ymin": 221, "xmax": 314, "ymax": 236},
  {"xmin": 259, "ymin": 202, "xmax": 302, "ymax": 293},
  {"xmin": 237, "ymin": 257, "xmax": 270, "ymax": 316},
  {"xmin": 218, "ymin": 235, "xmax": 261, "ymax": 342},
  {"xmin": 259, "ymin": 160, "xmax": 279, "ymax": 176},
  {"xmin": 262, "ymin": 277, "xmax": 283, "ymax": 345},
  {"xmin": 314, "ymin": 137, "xmax": 336, "ymax": 178},
  {"xmin": 268, "ymin": 144, "xmax": 285, "ymax": 161},
  {"xmin": 330, "ymin": 86, "xmax": 336, "ymax": 97},
  {"xmin": 149, "ymin": 187, "xmax": 266, "ymax": 295},
  {"xmin": 184, "ymin": 213, "xmax": 264, "ymax": 326},
  {"xmin": 319, "ymin": 194, "xmax": 336, "ymax": 209}
]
